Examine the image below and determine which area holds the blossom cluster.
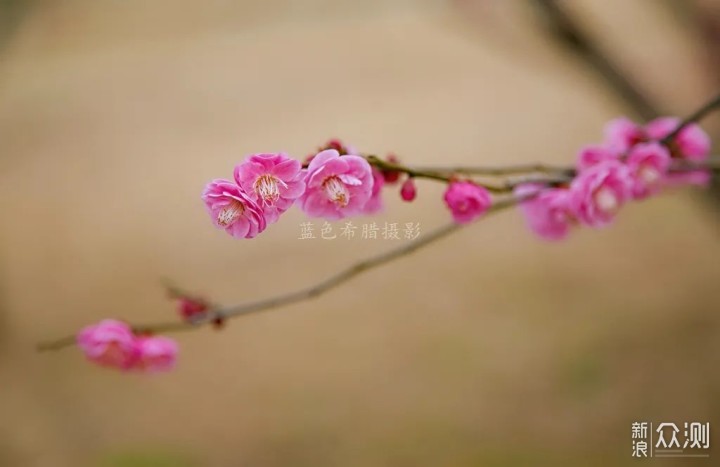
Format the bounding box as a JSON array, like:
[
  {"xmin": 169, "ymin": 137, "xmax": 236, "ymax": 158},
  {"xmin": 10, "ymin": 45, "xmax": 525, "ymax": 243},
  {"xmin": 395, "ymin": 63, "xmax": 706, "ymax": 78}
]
[
  {"xmin": 516, "ymin": 116, "xmax": 711, "ymax": 240},
  {"xmin": 201, "ymin": 141, "xmax": 494, "ymax": 239},
  {"xmin": 73, "ymin": 117, "xmax": 712, "ymax": 372},
  {"xmin": 76, "ymin": 320, "xmax": 177, "ymax": 373}
]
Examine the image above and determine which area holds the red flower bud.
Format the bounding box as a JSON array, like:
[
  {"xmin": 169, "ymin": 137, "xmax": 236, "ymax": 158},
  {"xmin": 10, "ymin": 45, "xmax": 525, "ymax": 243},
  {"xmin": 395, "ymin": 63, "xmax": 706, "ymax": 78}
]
[
  {"xmin": 177, "ymin": 297, "xmax": 209, "ymax": 321},
  {"xmin": 400, "ymin": 177, "xmax": 417, "ymax": 202},
  {"xmin": 382, "ymin": 154, "xmax": 402, "ymax": 184}
]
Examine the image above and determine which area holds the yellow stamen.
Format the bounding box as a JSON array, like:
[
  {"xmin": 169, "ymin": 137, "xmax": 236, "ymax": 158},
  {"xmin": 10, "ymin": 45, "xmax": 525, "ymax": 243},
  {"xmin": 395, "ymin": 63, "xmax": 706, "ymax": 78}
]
[
  {"xmin": 323, "ymin": 176, "xmax": 349, "ymax": 207},
  {"xmin": 254, "ymin": 174, "xmax": 283, "ymax": 205},
  {"xmin": 217, "ymin": 200, "xmax": 244, "ymax": 226}
]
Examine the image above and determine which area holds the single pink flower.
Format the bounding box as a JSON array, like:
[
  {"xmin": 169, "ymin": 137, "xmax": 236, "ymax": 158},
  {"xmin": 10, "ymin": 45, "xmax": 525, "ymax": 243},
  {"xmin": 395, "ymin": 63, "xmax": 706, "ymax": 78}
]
[
  {"xmin": 233, "ymin": 153, "xmax": 305, "ymax": 224},
  {"xmin": 626, "ymin": 142, "xmax": 671, "ymax": 199},
  {"xmin": 443, "ymin": 181, "xmax": 492, "ymax": 224},
  {"xmin": 76, "ymin": 319, "xmax": 138, "ymax": 370},
  {"xmin": 361, "ymin": 167, "xmax": 385, "ymax": 214},
  {"xmin": 400, "ymin": 177, "xmax": 416, "ymax": 202},
  {"xmin": 569, "ymin": 160, "xmax": 633, "ymax": 228},
  {"xmin": 299, "ymin": 149, "xmax": 374, "ymax": 220},
  {"xmin": 202, "ymin": 179, "xmax": 266, "ymax": 239},
  {"xmin": 576, "ymin": 144, "xmax": 620, "ymax": 171},
  {"xmin": 515, "ymin": 184, "xmax": 573, "ymax": 241},
  {"xmin": 133, "ymin": 336, "xmax": 178, "ymax": 373},
  {"xmin": 603, "ymin": 117, "xmax": 646, "ymax": 152},
  {"xmin": 646, "ymin": 117, "xmax": 711, "ymax": 161}
]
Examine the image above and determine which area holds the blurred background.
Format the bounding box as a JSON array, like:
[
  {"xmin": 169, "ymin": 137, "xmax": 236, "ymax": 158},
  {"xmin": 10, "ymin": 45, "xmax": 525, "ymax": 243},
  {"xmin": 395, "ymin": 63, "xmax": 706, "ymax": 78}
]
[{"xmin": 1, "ymin": 0, "xmax": 720, "ymax": 465}]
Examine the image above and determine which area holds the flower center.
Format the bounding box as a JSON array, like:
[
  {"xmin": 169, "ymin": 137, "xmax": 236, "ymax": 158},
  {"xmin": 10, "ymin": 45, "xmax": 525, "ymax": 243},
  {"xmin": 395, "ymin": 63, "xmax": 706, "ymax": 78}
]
[
  {"xmin": 639, "ymin": 165, "xmax": 660, "ymax": 186},
  {"xmin": 551, "ymin": 208, "xmax": 567, "ymax": 224},
  {"xmin": 323, "ymin": 176, "xmax": 349, "ymax": 207},
  {"xmin": 628, "ymin": 132, "xmax": 647, "ymax": 147},
  {"xmin": 594, "ymin": 187, "xmax": 619, "ymax": 214},
  {"xmin": 217, "ymin": 200, "xmax": 244, "ymax": 226},
  {"xmin": 254, "ymin": 174, "xmax": 284, "ymax": 205}
]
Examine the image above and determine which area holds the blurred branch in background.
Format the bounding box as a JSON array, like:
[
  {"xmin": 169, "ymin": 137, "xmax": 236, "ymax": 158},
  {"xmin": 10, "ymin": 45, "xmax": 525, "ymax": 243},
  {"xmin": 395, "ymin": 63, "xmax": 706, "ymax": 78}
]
[
  {"xmin": 530, "ymin": 0, "xmax": 661, "ymax": 121},
  {"xmin": 0, "ymin": 0, "xmax": 33, "ymax": 52},
  {"xmin": 529, "ymin": 0, "xmax": 720, "ymax": 216},
  {"xmin": 688, "ymin": 0, "xmax": 720, "ymax": 211},
  {"xmin": 37, "ymin": 196, "xmax": 520, "ymax": 351}
]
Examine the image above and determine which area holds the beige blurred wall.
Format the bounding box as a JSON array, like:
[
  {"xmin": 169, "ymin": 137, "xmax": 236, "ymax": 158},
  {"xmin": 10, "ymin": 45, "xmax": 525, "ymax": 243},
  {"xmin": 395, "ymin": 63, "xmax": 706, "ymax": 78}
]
[{"xmin": 1, "ymin": 1, "xmax": 719, "ymax": 466}]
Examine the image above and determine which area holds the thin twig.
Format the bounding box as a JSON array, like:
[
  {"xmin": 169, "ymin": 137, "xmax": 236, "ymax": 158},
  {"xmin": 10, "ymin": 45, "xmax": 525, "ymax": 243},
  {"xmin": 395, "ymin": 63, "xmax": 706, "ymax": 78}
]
[
  {"xmin": 661, "ymin": 93, "xmax": 720, "ymax": 144},
  {"xmin": 411, "ymin": 162, "xmax": 574, "ymax": 176},
  {"xmin": 36, "ymin": 93, "xmax": 720, "ymax": 352},
  {"xmin": 37, "ymin": 197, "xmax": 522, "ymax": 352},
  {"xmin": 366, "ymin": 155, "xmax": 511, "ymax": 192}
]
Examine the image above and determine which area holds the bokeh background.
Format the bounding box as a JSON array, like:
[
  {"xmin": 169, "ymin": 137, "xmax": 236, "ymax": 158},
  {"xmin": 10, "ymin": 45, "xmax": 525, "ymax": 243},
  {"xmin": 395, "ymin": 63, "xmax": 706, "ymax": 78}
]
[{"xmin": 1, "ymin": 1, "xmax": 720, "ymax": 465}]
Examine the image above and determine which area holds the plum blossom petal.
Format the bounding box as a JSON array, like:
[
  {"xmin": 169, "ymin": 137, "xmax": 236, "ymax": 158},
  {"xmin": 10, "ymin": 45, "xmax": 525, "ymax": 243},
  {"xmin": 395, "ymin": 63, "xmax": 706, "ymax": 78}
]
[
  {"xmin": 626, "ymin": 142, "xmax": 671, "ymax": 199},
  {"xmin": 202, "ymin": 179, "xmax": 266, "ymax": 238},
  {"xmin": 76, "ymin": 320, "xmax": 138, "ymax": 370},
  {"xmin": 646, "ymin": 117, "xmax": 711, "ymax": 161},
  {"xmin": 569, "ymin": 160, "xmax": 633, "ymax": 228},
  {"xmin": 577, "ymin": 144, "xmax": 620, "ymax": 171},
  {"xmin": 134, "ymin": 336, "xmax": 179, "ymax": 373},
  {"xmin": 515, "ymin": 184, "xmax": 573, "ymax": 241},
  {"xmin": 233, "ymin": 153, "xmax": 305, "ymax": 224},
  {"xmin": 603, "ymin": 117, "xmax": 646, "ymax": 152},
  {"xmin": 443, "ymin": 181, "xmax": 492, "ymax": 224},
  {"xmin": 299, "ymin": 149, "xmax": 374, "ymax": 220},
  {"xmin": 361, "ymin": 167, "xmax": 385, "ymax": 214}
]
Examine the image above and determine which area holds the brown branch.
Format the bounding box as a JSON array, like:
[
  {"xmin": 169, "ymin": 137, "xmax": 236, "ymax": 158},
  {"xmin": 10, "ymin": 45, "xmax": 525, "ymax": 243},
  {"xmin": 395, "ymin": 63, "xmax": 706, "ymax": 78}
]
[
  {"xmin": 36, "ymin": 92, "xmax": 720, "ymax": 353},
  {"xmin": 365, "ymin": 155, "xmax": 512, "ymax": 192},
  {"xmin": 661, "ymin": 93, "xmax": 720, "ymax": 144},
  {"xmin": 411, "ymin": 162, "xmax": 574, "ymax": 177},
  {"xmin": 37, "ymin": 196, "xmax": 522, "ymax": 352}
]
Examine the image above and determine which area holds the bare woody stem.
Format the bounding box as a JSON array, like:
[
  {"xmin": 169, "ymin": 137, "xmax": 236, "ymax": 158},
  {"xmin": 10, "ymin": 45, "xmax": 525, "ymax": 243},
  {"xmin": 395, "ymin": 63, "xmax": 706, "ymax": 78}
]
[
  {"xmin": 662, "ymin": 93, "xmax": 720, "ymax": 144},
  {"xmin": 36, "ymin": 197, "xmax": 522, "ymax": 352},
  {"xmin": 415, "ymin": 159, "xmax": 720, "ymax": 179},
  {"xmin": 410, "ymin": 163, "xmax": 575, "ymax": 177},
  {"xmin": 367, "ymin": 158, "xmax": 720, "ymax": 191},
  {"xmin": 366, "ymin": 155, "xmax": 514, "ymax": 192}
]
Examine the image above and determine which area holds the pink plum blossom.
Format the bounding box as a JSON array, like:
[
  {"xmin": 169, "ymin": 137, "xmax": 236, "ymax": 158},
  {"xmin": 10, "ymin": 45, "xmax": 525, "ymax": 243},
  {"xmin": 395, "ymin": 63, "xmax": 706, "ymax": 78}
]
[
  {"xmin": 299, "ymin": 149, "xmax": 374, "ymax": 220},
  {"xmin": 233, "ymin": 153, "xmax": 305, "ymax": 224},
  {"xmin": 202, "ymin": 179, "xmax": 266, "ymax": 239},
  {"xmin": 603, "ymin": 117, "xmax": 646, "ymax": 152},
  {"xmin": 400, "ymin": 177, "xmax": 417, "ymax": 202},
  {"xmin": 603, "ymin": 116, "xmax": 711, "ymax": 161},
  {"xmin": 626, "ymin": 142, "xmax": 671, "ymax": 199},
  {"xmin": 569, "ymin": 160, "xmax": 633, "ymax": 228},
  {"xmin": 646, "ymin": 117, "xmax": 711, "ymax": 161},
  {"xmin": 134, "ymin": 336, "xmax": 179, "ymax": 373},
  {"xmin": 515, "ymin": 184, "xmax": 573, "ymax": 241},
  {"xmin": 576, "ymin": 144, "xmax": 620, "ymax": 171},
  {"xmin": 443, "ymin": 181, "xmax": 492, "ymax": 224},
  {"xmin": 663, "ymin": 170, "xmax": 712, "ymax": 188},
  {"xmin": 76, "ymin": 319, "xmax": 138, "ymax": 370},
  {"xmin": 361, "ymin": 167, "xmax": 385, "ymax": 215}
]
